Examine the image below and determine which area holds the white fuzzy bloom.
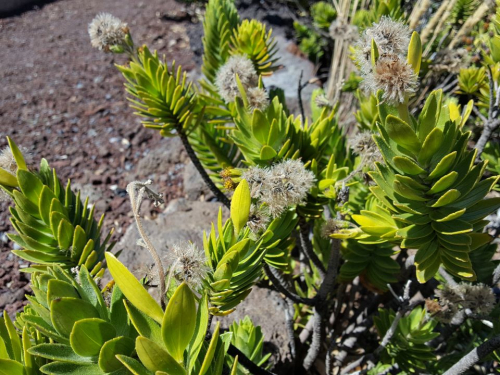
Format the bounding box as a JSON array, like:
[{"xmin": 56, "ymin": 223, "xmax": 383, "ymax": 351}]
[
  {"xmin": 0, "ymin": 147, "xmax": 17, "ymax": 175},
  {"xmin": 89, "ymin": 13, "xmax": 128, "ymax": 51},
  {"xmin": 247, "ymin": 87, "xmax": 269, "ymax": 111},
  {"xmin": 247, "ymin": 204, "xmax": 271, "ymax": 236},
  {"xmin": 242, "ymin": 166, "xmax": 272, "ymax": 199},
  {"xmin": 349, "ymin": 131, "xmax": 382, "ymax": 166},
  {"xmin": 354, "ymin": 16, "xmax": 411, "ymax": 74},
  {"xmin": 166, "ymin": 242, "xmax": 210, "ymax": 291},
  {"xmin": 215, "ymin": 55, "xmax": 258, "ymax": 103},
  {"xmin": 262, "ymin": 159, "xmax": 316, "ymax": 218},
  {"xmin": 362, "ymin": 54, "xmax": 418, "ymax": 104}
]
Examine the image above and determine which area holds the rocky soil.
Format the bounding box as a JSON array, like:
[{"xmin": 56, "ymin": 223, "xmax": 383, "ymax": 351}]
[{"xmin": 0, "ymin": 0, "xmax": 316, "ymax": 367}]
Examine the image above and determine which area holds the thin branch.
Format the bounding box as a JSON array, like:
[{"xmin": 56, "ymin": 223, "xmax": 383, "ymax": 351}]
[
  {"xmin": 298, "ymin": 70, "xmax": 306, "ymax": 121},
  {"xmin": 303, "ymin": 239, "xmax": 341, "ymax": 370},
  {"xmin": 264, "ymin": 264, "xmax": 316, "ymax": 306},
  {"xmin": 284, "ymin": 298, "xmax": 297, "ymax": 371},
  {"xmin": 488, "ymin": 65, "xmax": 495, "ymax": 121},
  {"xmin": 176, "ymin": 125, "xmax": 231, "ymax": 208},
  {"xmin": 298, "ymin": 216, "xmax": 326, "ymax": 278},
  {"xmin": 443, "ymin": 333, "xmax": 500, "ymax": 375},
  {"xmin": 127, "ymin": 180, "xmax": 166, "ymax": 309},
  {"xmin": 228, "ymin": 344, "xmax": 277, "ymax": 375}
]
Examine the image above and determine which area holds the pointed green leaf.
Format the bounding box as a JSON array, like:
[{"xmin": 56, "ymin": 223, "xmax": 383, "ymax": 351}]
[
  {"xmin": 6, "ymin": 137, "xmax": 27, "ymax": 171},
  {"xmin": 105, "ymin": 253, "xmax": 164, "ymax": 324},
  {"xmin": 418, "ymin": 128, "xmax": 443, "ymax": 166},
  {"xmin": 407, "ymin": 31, "xmax": 422, "ymax": 74},
  {"xmin": 393, "ymin": 156, "xmax": 425, "ymax": 175},
  {"xmin": 231, "ymin": 179, "xmax": 251, "ymax": 234},
  {"xmin": 162, "ymin": 283, "xmax": 197, "ymax": 362},
  {"xmin": 136, "ymin": 337, "xmax": 186, "ymax": 375},
  {"xmin": 98, "ymin": 336, "xmax": 134, "ymax": 373},
  {"xmin": 385, "ymin": 115, "xmax": 421, "ymax": 155}
]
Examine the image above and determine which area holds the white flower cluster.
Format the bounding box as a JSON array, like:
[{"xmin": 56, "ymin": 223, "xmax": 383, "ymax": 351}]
[
  {"xmin": 165, "ymin": 242, "xmax": 210, "ymax": 291},
  {"xmin": 88, "ymin": 13, "xmax": 128, "ymax": 51},
  {"xmin": 215, "ymin": 55, "xmax": 269, "ymax": 111},
  {"xmin": 349, "ymin": 131, "xmax": 382, "ymax": 167},
  {"xmin": 242, "ymin": 159, "xmax": 316, "ymax": 219},
  {"xmin": 430, "ymin": 282, "xmax": 497, "ymax": 324},
  {"xmin": 354, "ymin": 17, "xmax": 418, "ymax": 104}
]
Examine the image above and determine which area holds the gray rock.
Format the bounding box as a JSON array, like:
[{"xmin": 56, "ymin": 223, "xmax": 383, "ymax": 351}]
[
  {"xmin": 134, "ymin": 138, "xmax": 187, "ymax": 181},
  {"xmin": 263, "ymin": 35, "xmax": 317, "ymax": 118},
  {"xmin": 215, "ymin": 287, "xmax": 293, "ymax": 368},
  {"xmin": 113, "ymin": 199, "xmax": 226, "ymax": 277},
  {"xmin": 183, "ymin": 161, "xmax": 213, "ymax": 201}
]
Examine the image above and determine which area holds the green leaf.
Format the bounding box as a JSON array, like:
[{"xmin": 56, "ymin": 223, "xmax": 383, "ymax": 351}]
[
  {"xmin": 385, "ymin": 115, "xmax": 421, "ymax": 155},
  {"xmin": 124, "ymin": 301, "xmax": 162, "ymax": 346},
  {"xmin": 0, "ymin": 169, "xmax": 17, "ymax": 188},
  {"xmin": 418, "ymin": 128, "xmax": 443, "ymax": 166},
  {"xmin": 50, "ymin": 297, "xmax": 99, "ymax": 337},
  {"xmin": 393, "ymin": 156, "xmax": 425, "ymax": 175},
  {"xmin": 187, "ymin": 293, "xmax": 209, "ymax": 372},
  {"xmin": 429, "ymin": 189, "xmax": 461, "ymax": 208},
  {"xmin": 259, "ymin": 145, "xmax": 277, "ymax": 160},
  {"xmin": 418, "ymin": 90, "xmax": 441, "ymax": 142},
  {"xmin": 251, "ymin": 110, "xmax": 269, "ymax": 144},
  {"xmin": 17, "ymin": 170, "xmax": 44, "ymax": 206},
  {"xmin": 28, "ymin": 344, "xmax": 93, "ymax": 364},
  {"xmin": 98, "ymin": 336, "xmax": 135, "ymax": 373},
  {"xmin": 231, "ymin": 180, "xmax": 251, "ymax": 234},
  {"xmin": 407, "ymin": 31, "xmax": 422, "ymax": 74},
  {"xmin": 490, "ymin": 35, "xmax": 500, "ymax": 63},
  {"xmin": 70, "ymin": 318, "xmax": 116, "ymax": 357},
  {"xmin": 4, "ymin": 314, "xmax": 22, "ymax": 362},
  {"xmin": 47, "ymin": 279, "xmax": 79, "ymax": 305},
  {"xmin": 135, "ymin": 337, "xmax": 186, "ymax": 375},
  {"xmin": 39, "ymin": 362, "xmax": 103, "ymax": 375},
  {"xmin": 428, "ymin": 172, "xmax": 458, "ymax": 194},
  {"xmin": 57, "ymin": 219, "xmax": 74, "ymax": 250},
  {"xmin": 116, "ymin": 355, "xmax": 154, "ymax": 375},
  {"xmin": 0, "ymin": 359, "xmax": 25, "ymax": 375},
  {"xmin": 7, "ymin": 137, "xmax": 27, "ymax": 171},
  {"xmin": 105, "ymin": 253, "xmax": 164, "ymax": 324},
  {"xmin": 199, "ymin": 322, "xmax": 220, "ymax": 375},
  {"xmin": 162, "ymin": 283, "xmax": 197, "ymax": 362},
  {"xmin": 428, "ymin": 152, "xmax": 457, "ymax": 180}
]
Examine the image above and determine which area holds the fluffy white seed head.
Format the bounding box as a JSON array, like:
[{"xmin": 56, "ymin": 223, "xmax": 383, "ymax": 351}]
[
  {"xmin": 215, "ymin": 55, "xmax": 258, "ymax": 103},
  {"xmin": 329, "ymin": 21, "xmax": 358, "ymax": 42},
  {"xmin": 166, "ymin": 242, "xmax": 209, "ymax": 291},
  {"xmin": 354, "ymin": 17, "xmax": 411, "ymax": 73},
  {"xmin": 349, "ymin": 131, "xmax": 382, "ymax": 166},
  {"xmin": 247, "ymin": 87, "xmax": 269, "ymax": 112},
  {"xmin": 262, "ymin": 159, "xmax": 316, "ymax": 218},
  {"xmin": 362, "ymin": 54, "xmax": 418, "ymax": 104},
  {"xmin": 458, "ymin": 283, "xmax": 496, "ymax": 315},
  {"xmin": 247, "ymin": 204, "xmax": 271, "ymax": 237},
  {"xmin": 89, "ymin": 13, "xmax": 128, "ymax": 51},
  {"xmin": 242, "ymin": 166, "xmax": 272, "ymax": 199},
  {"xmin": 0, "ymin": 147, "xmax": 17, "ymax": 175}
]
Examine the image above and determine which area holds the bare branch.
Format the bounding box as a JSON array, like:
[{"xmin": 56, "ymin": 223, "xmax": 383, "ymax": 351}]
[
  {"xmin": 264, "ymin": 264, "xmax": 316, "ymax": 306},
  {"xmin": 298, "ymin": 216, "xmax": 326, "ymax": 278},
  {"xmin": 443, "ymin": 333, "xmax": 500, "ymax": 375}
]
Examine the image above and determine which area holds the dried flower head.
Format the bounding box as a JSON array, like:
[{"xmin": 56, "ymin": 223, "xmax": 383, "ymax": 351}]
[
  {"xmin": 349, "ymin": 131, "xmax": 382, "ymax": 167},
  {"xmin": 355, "ymin": 17, "xmax": 411, "ymax": 73},
  {"xmin": 362, "ymin": 54, "xmax": 418, "ymax": 104},
  {"xmin": 329, "ymin": 21, "xmax": 358, "ymax": 42},
  {"xmin": 247, "ymin": 87, "xmax": 269, "ymax": 111},
  {"xmin": 247, "ymin": 204, "xmax": 271, "ymax": 236},
  {"xmin": 215, "ymin": 55, "xmax": 258, "ymax": 103},
  {"xmin": 320, "ymin": 219, "xmax": 341, "ymax": 238},
  {"xmin": 0, "ymin": 147, "xmax": 18, "ymax": 175},
  {"xmin": 242, "ymin": 166, "xmax": 272, "ymax": 199},
  {"xmin": 314, "ymin": 94, "xmax": 331, "ymax": 108},
  {"xmin": 432, "ymin": 48, "xmax": 469, "ymax": 74},
  {"xmin": 89, "ymin": 13, "xmax": 128, "ymax": 51},
  {"xmin": 166, "ymin": 242, "xmax": 210, "ymax": 291},
  {"xmin": 262, "ymin": 159, "xmax": 316, "ymax": 218},
  {"xmin": 435, "ymin": 284, "xmax": 462, "ymax": 306},
  {"xmin": 459, "ymin": 283, "xmax": 496, "ymax": 315}
]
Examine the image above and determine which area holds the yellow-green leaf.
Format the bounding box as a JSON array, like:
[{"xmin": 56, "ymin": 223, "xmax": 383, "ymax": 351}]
[
  {"xmin": 136, "ymin": 337, "xmax": 186, "ymax": 375},
  {"xmin": 162, "ymin": 283, "xmax": 197, "ymax": 362},
  {"xmin": 231, "ymin": 180, "xmax": 251, "ymax": 234},
  {"xmin": 105, "ymin": 253, "xmax": 164, "ymax": 324},
  {"xmin": 407, "ymin": 31, "xmax": 422, "ymax": 74}
]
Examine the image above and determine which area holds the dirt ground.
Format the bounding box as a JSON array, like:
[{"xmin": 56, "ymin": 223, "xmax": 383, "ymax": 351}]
[{"xmin": 0, "ymin": 0, "xmax": 200, "ymax": 316}]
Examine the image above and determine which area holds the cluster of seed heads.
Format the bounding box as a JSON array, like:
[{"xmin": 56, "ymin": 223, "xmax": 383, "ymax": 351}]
[
  {"xmin": 427, "ymin": 283, "xmax": 497, "ymax": 324},
  {"xmin": 349, "ymin": 131, "xmax": 382, "ymax": 168},
  {"xmin": 215, "ymin": 55, "xmax": 269, "ymax": 111},
  {"xmin": 242, "ymin": 159, "xmax": 316, "ymax": 219},
  {"xmin": 88, "ymin": 13, "xmax": 129, "ymax": 52},
  {"xmin": 354, "ymin": 17, "xmax": 418, "ymax": 104},
  {"xmin": 165, "ymin": 242, "xmax": 210, "ymax": 291},
  {"xmin": 247, "ymin": 204, "xmax": 271, "ymax": 237}
]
